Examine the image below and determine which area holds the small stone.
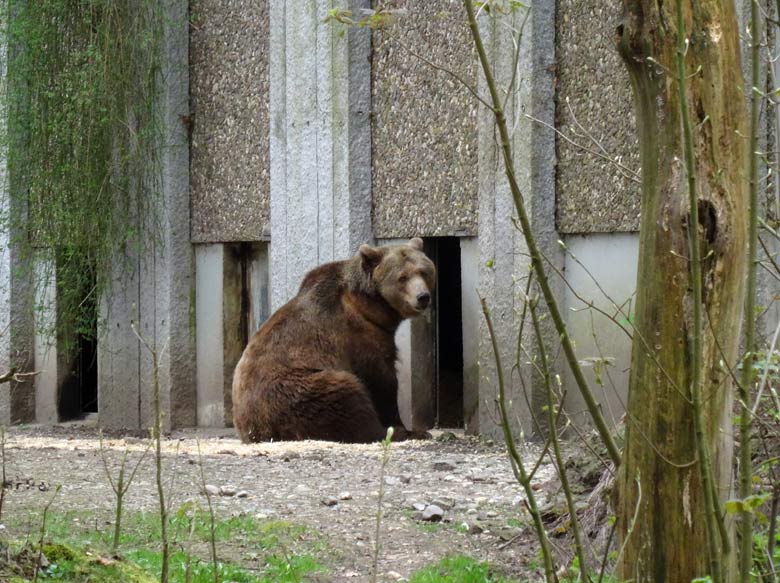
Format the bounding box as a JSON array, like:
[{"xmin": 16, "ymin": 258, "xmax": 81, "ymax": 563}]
[
  {"xmin": 411, "ymin": 502, "xmax": 427, "ymax": 512},
  {"xmin": 321, "ymin": 497, "xmax": 338, "ymax": 507},
  {"xmin": 384, "ymin": 476, "xmax": 401, "ymax": 486},
  {"xmin": 204, "ymin": 484, "xmax": 219, "ymax": 496},
  {"xmin": 386, "ymin": 571, "xmax": 403, "ymax": 580},
  {"xmin": 236, "ymin": 490, "xmax": 249, "ymax": 498},
  {"xmin": 399, "ymin": 474, "xmax": 412, "ymax": 484},
  {"xmin": 295, "ymin": 484, "xmax": 311, "ymax": 493},
  {"xmin": 338, "ymin": 492, "xmax": 352, "ymax": 500},
  {"xmin": 469, "ymin": 524, "xmax": 484, "ymax": 535},
  {"xmin": 432, "ymin": 497, "xmax": 454, "ymax": 510},
  {"xmin": 486, "ymin": 511, "xmax": 498, "ymax": 518},
  {"xmin": 432, "ymin": 461, "xmax": 456, "ymax": 472},
  {"xmin": 421, "ymin": 504, "xmax": 444, "ymax": 522},
  {"xmin": 220, "ymin": 485, "xmax": 237, "ymax": 497},
  {"xmin": 217, "ymin": 449, "xmax": 237, "ymax": 456}
]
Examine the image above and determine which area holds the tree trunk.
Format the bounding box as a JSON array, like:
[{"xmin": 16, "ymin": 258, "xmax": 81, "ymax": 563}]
[{"xmin": 616, "ymin": 1, "xmax": 746, "ymax": 581}]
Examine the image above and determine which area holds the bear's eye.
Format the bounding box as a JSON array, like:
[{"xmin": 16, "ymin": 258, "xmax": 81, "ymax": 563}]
[{"xmin": 398, "ymin": 275, "xmax": 409, "ymax": 283}]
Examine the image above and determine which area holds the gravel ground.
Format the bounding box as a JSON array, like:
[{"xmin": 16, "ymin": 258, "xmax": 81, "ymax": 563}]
[{"xmin": 0, "ymin": 422, "xmax": 560, "ymax": 582}]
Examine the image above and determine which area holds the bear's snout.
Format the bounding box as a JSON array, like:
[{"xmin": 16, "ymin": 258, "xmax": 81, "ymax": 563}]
[{"xmin": 416, "ymin": 291, "xmax": 431, "ymax": 309}]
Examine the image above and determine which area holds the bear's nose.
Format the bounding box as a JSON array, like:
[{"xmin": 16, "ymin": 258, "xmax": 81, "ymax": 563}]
[{"xmin": 416, "ymin": 292, "xmax": 431, "ymax": 309}]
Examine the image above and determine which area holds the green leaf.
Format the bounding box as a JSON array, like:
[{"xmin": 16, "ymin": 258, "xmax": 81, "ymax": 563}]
[{"xmin": 724, "ymin": 499, "xmax": 745, "ymax": 514}]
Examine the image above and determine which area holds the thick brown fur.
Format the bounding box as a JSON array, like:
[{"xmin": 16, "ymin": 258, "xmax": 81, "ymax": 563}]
[{"xmin": 232, "ymin": 238, "xmax": 436, "ymax": 443}]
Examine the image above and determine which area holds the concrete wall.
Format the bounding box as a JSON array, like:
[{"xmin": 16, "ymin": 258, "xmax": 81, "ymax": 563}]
[
  {"xmin": 555, "ymin": 0, "xmax": 640, "ymax": 234},
  {"xmin": 371, "ymin": 0, "xmax": 478, "ymax": 238},
  {"xmin": 189, "ymin": 0, "xmax": 271, "ymax": 242},
  {"xmin": 473, "ymin": 2, "xmax": 559, "ymax": 438},
  {"xmin": 98, "ymin": 0, "xmax": 195, "ymax": 431},
  {"xmin": 269, "ymin": 0, "xmax": 372, "ymax": 309},
  {"xmin": 562, "ymin": 233, "xmax": 639, "ymax": 429},
  {"xmin": 33, "ymin": 255, "xmax": 58, "ymax": 424}
]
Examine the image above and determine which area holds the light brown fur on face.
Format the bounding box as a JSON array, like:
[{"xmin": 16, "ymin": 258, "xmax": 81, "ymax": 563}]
[
  {"xmin": 370, "ymin": 242, "xmax": 435, "ymax": 318},
  {"xmin": 232, "ymin": 238, "xmax": 436, "ymax": 443}
]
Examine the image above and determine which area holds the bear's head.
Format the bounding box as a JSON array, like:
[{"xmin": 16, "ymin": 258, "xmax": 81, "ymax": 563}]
[{"xmin": 359, "ymin": 238, "xmax": 436, "ymax": 319}]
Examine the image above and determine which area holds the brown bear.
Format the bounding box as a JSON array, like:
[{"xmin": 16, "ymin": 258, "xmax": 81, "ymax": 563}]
[{"xmin": 232, "ymin": 238, "xmax": 436, "ymax": 443}]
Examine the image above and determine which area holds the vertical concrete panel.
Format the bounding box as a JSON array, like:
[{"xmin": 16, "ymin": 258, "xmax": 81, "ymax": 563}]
[
  {"xmin": 395, "ymin": 320, "xmax": 412, "ymax": 429},
  {"xmin": 33, "ymin": 255, "xmax": 57, "ymax": 424},
  {"xmin": 284, "ymin": 1, "xmax": 319, "ymax": 297},
  {"xmin": 132, "ymin": 0, "xmax": 194, "ymax": 431},
  {"xmin": 269, "ymin": 0, "xmax": 373, "ymax": 307},
  {"xmin": 460, "ymin": 238, "xmax": 480, "ymax": 433},
  {"xmin": 315, "ymin": 1, "xmax": 335, "ymax": 264},
  {"xmin": 344, "ymin": 0, "xmax": 373, "ymax": 255},
  {"xmin": 195, "ymin": 245, "xmax": 225, "ymax": 427},
  {"xmin": 98, "ymin": 258, "xmax": 141, "ymax": 430},
  {"xmin": 562, "ymin": 233, "xmax": 639, "ymax": 429},
  {"xmin": 158, "ymin": 0, "xmax": 195, "ymax": 429},
  {"xmin": 269, "ymin": 1, "xmax": 288, "ymax": 311},
  {"xmin": 475, "ymin": 9, "xmax": 534, "ymax": 439}
]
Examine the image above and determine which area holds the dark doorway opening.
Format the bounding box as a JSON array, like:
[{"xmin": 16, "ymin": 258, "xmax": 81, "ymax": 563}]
[
  {"xmin": 56, "ymin": 253, "xmax": 99, "ymax": 421},
  {"xmin": 222, "ymin": 242, "xmax": 270, "ymax": 426},
  {"xmin": 430, "ymin": 237, "xmax": 464, "ymax": 428}
]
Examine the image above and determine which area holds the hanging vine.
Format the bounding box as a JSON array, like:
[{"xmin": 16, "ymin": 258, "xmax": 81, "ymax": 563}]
[{"xmin": 2, "ymin": 0, "xmax": 164, "ymax": 347}]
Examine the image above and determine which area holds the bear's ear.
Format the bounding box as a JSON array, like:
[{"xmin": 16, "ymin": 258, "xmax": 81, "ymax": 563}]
[
  {"xmin": 409, "ymin": 237, "xmax": 424, "ymax": 251},
  {"xmin": 359, "ymin": 244, "xmax": 384, "ymax": 271}
]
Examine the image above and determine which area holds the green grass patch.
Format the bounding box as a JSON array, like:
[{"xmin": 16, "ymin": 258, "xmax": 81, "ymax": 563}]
[
  {"xmin": 5, "ymin": 543, "xmax": 157, "ymax": 582},
  {"xmin": 2, "ymin": 508, "xmax": 327, "ymax": 583},
  {"xmin": 127, "ymin": 548, "xmax": 324, "ymax": 583},
  {"xmin": 408, "ymin": 555, "xmax": 518, "ymax": 583}
]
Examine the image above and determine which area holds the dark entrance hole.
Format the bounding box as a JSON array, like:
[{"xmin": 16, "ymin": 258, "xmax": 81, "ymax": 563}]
[
  {"xmin": 56, "ymin": 252, "xmax": 98, "ymax": 421},
  {"xmin": 429, "ymin": 237, "xmax": 464, "ymax": 428}
]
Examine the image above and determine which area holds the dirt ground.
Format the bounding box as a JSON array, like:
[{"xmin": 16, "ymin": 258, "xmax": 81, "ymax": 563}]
[{"xmin": 0, "ymin": 422, "xmax": 564, "ymax": 582}]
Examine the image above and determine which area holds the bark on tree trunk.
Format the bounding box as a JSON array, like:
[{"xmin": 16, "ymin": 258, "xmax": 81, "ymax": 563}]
[{"xmin": 616, "ymin": 1, "xmax": 747, "ymax": 581}]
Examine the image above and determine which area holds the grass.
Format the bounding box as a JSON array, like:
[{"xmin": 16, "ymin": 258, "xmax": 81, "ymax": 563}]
[
  {"xmin": 1, "ymin": 508, "xmax": 326, "ymax": 583},
  {"xmin": 3, "ymin": 508, "xmax": 533, "ymax": 582},
  {"xmin": 407, "ymin": 555, "xmax": 518, "ymax": 583}
]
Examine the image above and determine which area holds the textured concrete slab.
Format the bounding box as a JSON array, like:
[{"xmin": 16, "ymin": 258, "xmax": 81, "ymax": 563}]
[
  {"xmin": 190, "ymin": 0, "xmax": 270, "ymax": 242},
  {"xmin": 372, "ymin": 0, "xmax": 478, "ymax": 238},
  {"xmin": 555, "ymin": 0, "xmax": 641, "ymax": 233}
]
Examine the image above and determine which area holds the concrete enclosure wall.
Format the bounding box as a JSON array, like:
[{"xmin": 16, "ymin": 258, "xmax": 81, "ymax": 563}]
[
  {"xmin": 190, "ymin": 0, "xmax": 271, "ymax": 243},
  {"xmin": 8, "ymin": 0, "xmax": 778, "ymax": 441},
  {"xmin": 372, "ymin": 0, "xmax": 478, "ymax": 238}
]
